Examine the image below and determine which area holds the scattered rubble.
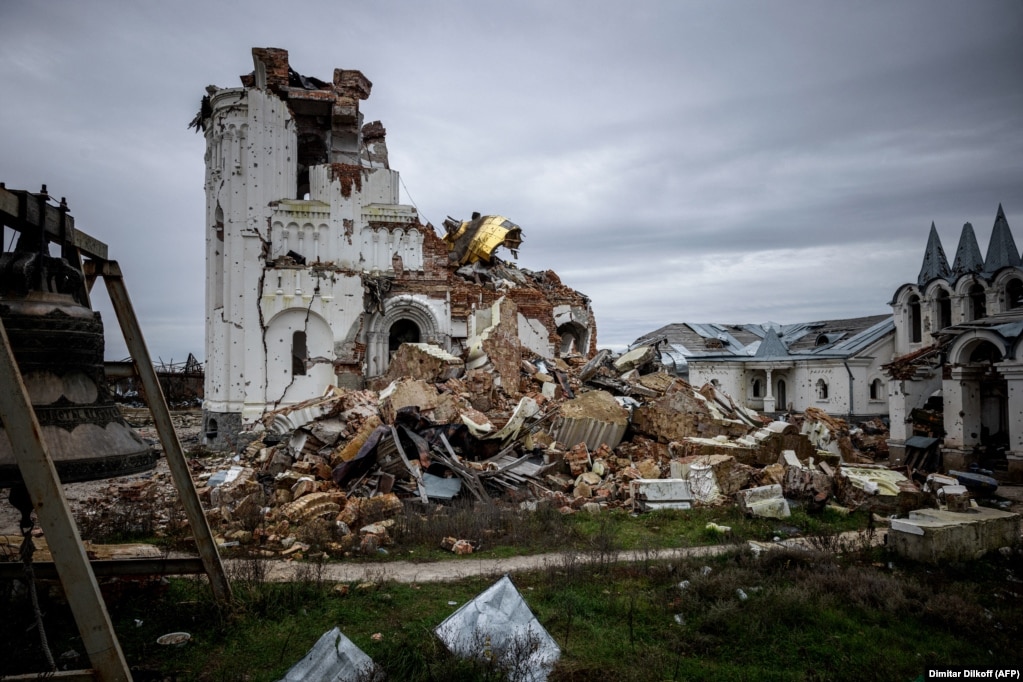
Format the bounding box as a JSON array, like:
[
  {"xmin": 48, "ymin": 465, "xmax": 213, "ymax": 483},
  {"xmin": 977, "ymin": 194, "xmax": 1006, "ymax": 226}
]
[
  {"xmin": 128, "ymin": 336, "xmax": 936, "ymax": 558},
  {"xmin": 36, "ymin": 336, "xmax": 1018, "ymax": 562}
]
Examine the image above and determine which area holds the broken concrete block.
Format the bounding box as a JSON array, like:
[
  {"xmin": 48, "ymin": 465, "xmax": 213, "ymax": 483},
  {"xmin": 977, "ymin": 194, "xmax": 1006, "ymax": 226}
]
[
  {"xmin": 382, "ymin": 343, "xmax": 465, "ymax": 384},
  {"xmin": 563, "ymin": 443, "xmax": 591, "ymax": 476},
  {"xmin": 358, "ymin": 493, "xmax": 403, "ymax": 525},
  {"xmin": 613, "ymin": 345, "xmax": 655, "ymax": 374},
  {"xmin": 888, "ymin": 507, "xmax": 1020, "ymax": 563},
  {"xmin": 687, "ymin": 462, "xmax": 722, "ymax": 504},
  {"xmin": 552, "ymin": 390, "xmax": 629, "ymax": 451},
  {"xmin": 630, "ymin": 479, "xmax": 694, "ymax": 511},
  {"xmin": 332, "ymin": 416, "xmax": 382, "ymax": 465},
  {"xmin": 290, "ymin": 476, "xmax": 318, "ymax": 499},
  {"xmin": 636, "ymin": 458, "xmax": 661, "ymax": 479},
  {"xmin": 277, "ymin": 491, "xmax": 343, "ymax": 524},
  {"xmin": 674, "ymin": 454, "xmax": 753, "ymax": 496},
  {"xmin": 736, "ymin": 484, "xmax": 791, "ymax": 519}
]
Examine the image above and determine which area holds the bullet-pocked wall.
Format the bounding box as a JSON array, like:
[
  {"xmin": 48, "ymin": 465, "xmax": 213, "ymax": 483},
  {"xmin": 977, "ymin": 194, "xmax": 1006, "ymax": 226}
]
[{"xmin": 199, "ymin": 48, "xmax": 596, "ymax": 450}]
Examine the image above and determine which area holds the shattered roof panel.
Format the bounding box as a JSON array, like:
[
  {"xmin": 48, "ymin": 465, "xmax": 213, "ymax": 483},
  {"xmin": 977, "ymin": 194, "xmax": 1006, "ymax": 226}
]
[
  {"xmin": 641, "ymin": 315, "xmax": 892, "ymax": 363},
  {"xmin": 435, "ymin": 575, "xmax": 560, "ymax": 682}
]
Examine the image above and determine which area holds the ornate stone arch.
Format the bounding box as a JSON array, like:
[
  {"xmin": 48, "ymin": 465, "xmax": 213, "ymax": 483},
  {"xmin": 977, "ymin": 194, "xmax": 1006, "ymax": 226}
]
[
  {"xmin": 947, "ymin": 330, "xmax": 1008, "ymax": 366},
  {"xmin": 954, "ymin": 274, "xmax": 990, "ymax": 322},
  {"xmin": 992, "ymin": 269, "xmax": 1023, "ymax": 312},
  {"xmin": 364, "ymin": 294, "xmax": 446, "ymax": 377},
  {"xmin": 924, "ymin": 280, "xmax": 954, "ymax": 331},
  {"xmin": 892, "ymin": 283, "xmax": 920, "ymax": 306},
  {"xmin": 263, "ymin": 308, "xmax": 335, "ymax": 406}
]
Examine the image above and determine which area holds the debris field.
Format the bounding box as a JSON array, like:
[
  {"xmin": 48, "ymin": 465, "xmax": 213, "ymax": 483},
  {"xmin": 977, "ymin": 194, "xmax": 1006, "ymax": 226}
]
[{"xmin": 69, "ymin": 320, "xmax": 929, "ymax": 561}]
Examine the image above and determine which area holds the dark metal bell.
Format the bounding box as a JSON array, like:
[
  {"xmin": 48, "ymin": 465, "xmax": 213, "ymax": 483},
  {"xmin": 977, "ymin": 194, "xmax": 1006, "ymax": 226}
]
[{"xmin": 0, "ymin": 251, "xmax": 155, "ymax": 486}]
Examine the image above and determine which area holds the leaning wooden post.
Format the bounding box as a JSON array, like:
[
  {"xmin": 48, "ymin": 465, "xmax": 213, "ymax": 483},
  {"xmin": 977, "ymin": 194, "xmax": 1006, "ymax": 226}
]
[
  {"xmin": 88, "ymin": 260, "xmax": 232, "ymax": 605},
  {"xmin": 0, "ymin": 317, "xmax": 132, "ymax": 681}
]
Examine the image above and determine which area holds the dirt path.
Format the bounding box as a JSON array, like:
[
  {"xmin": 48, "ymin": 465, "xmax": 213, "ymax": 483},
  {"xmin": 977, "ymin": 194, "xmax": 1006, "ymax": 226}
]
[{"xmin": 226, "ymin": 530, "xmax": 884, "ymax": 584}]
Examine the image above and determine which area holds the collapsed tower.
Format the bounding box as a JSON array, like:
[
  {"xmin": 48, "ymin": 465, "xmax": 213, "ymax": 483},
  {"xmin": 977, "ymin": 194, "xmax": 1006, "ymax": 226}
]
[{"xmin": 196, "ymin": 48, "xmax": 595, "ymax": 449}]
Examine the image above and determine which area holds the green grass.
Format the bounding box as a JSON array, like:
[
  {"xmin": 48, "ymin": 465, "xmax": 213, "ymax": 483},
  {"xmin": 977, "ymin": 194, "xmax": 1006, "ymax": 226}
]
[
  {"xmin": 378, "ymin": 500, "xmax": 871, "ymax": 564},
  {"xmin": 4, "ymin": 530, "xmax": 1020, "ymax": 681}
]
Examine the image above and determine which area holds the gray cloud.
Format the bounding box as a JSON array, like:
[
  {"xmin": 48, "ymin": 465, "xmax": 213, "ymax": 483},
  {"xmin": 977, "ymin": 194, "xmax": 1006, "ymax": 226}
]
[{"xmin": 1, "ymin": 0, "xmax": 1020, "ymax": 359}]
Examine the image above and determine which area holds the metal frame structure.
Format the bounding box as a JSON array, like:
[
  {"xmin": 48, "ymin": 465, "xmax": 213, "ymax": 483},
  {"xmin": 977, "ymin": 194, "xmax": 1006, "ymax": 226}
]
[{"xmin": 0, "ymin": 185, "xmax": 231, "ymax": 681}]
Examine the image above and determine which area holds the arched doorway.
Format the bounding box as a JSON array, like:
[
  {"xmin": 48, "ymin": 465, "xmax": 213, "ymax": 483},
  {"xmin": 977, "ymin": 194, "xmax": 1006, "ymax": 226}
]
[
  {"xmin": 389, "ymin": 318, "xmax": 421, "ymax": 356},
  {"xmin": 776, "ymin": 379, "xmax": 787, "ymax": 412}
]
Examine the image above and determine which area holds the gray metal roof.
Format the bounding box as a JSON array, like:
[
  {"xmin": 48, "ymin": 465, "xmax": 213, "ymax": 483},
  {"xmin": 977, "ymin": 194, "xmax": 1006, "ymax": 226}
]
[
  {"xmin": 635, "ymin": 314, "xmax": 893, "ymax": 365},
  {"xmin": 951, "ymin": 222, "xmax": 984, "ymax": 280},
  {"xmin": 983, "ymin": 204, "xmax": 1021, "ymax": 274},
  {"xmin": 918, "ymin": 222, "xmax": 951, "ymax": 286}
]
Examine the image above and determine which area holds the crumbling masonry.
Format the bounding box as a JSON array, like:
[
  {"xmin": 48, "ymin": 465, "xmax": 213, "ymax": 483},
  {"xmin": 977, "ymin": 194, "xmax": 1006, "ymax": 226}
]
[{"xmin": 196, "ymin": 48, "xmax": 595, "ymax": 449}]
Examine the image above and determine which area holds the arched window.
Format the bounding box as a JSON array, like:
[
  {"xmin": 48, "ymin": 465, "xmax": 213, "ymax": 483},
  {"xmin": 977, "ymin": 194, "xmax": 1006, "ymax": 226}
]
[
  {"xmin": 292, "ymin": 331, "xmax": 307, "ymax": 376},
  {"xmin": 935, "ymin": 289, "xmax": 952, "ymax": 330},
  {"xmin": 1006, "ymin": 279, "xmax": 1023, "ymax": 310},
  {"xmin": 816, "ymin": 378, "xmax": 829, "ymax": 400},
  {"xmin": 869, "ymin": 378, "xmax": 883, "ymax": 401},
  {"xmin": 969, "ymin": 283, "xmax": 987, "ymax": 321},
  {"xmin": 752, "ymin": 378, "xmax": 761, "ymax": 398},
  {"xmin": 908, "ymin": 295, "xmax": 922, "ymax": 343},
  {"xmin": 776, "ymin": 379, "xmax": 787, "ymax": 411}
]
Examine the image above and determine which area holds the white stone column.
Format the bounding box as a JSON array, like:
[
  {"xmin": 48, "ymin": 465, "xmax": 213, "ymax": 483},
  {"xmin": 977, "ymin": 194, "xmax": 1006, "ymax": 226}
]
[
  {"xmin": 762, "ymin": 368, "xmax": 776, "ymax": 413},
  {"xmin": 943, "ymin": 366, "xmax": 985, "ymax": 449},
  {"xmin": 997, "ymin": 362, "xmax": 1023, "ymax": 479}
]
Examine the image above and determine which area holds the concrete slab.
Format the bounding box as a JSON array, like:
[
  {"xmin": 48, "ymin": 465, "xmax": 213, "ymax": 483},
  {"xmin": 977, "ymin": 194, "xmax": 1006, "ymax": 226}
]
[{"xmin": 888, "ymin": 506, "xmax": 1020, "ymax": 563}]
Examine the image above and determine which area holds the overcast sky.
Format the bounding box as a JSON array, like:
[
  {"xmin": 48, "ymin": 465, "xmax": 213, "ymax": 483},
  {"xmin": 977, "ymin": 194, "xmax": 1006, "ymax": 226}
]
[{"xmin": 1, "ymin": 1, "xmax": 1021, "ymax": 361}]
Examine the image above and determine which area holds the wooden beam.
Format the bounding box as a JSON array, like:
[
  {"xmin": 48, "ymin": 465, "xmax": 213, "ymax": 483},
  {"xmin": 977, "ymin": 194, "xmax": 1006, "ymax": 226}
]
[
  {"xmin": 86, "ymin": 260, "xmax": 232, "ymax": 606},
  {"xmin": 0, "ymin": 186, "xmax": 107, "ymax": 260},
  {"xmin": 0, "ymin": 319, "xmax": 131, "ymax": 681}
]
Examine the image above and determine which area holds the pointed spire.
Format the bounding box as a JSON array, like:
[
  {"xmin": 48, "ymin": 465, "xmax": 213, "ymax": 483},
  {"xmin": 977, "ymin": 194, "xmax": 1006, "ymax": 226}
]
[
  {"xmin": 755, "ymin": 328, "xmax": 788, "ymax": 359},
  {"xmin": 917, "ymin": 222, "xmax": 951, "ymax": 286},
  {"xmin": 983, "ymin": 203, "xmax": 1021, "ymax": 274},
  {"xmin": 951, "ymin": 222, "xmax": 984, "ymax": 280}
]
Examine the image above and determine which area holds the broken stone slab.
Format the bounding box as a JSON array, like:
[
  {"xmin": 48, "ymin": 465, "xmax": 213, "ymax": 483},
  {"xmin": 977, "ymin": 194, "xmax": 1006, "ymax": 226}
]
[
  {"xmin": 736, "ymin": 484, "xmax": 791, "ymax": 519},
  {"xmin": 578, "ymin": 348, "xmax": 611, "ymax": 382},
  {"xmin": 672, "ymin": 454, "xmax": 754, "ymax": 496},
  {"xmin": 382, "ymin": 342, "xmax": 465, "ymax": 384},
  {"xmin": 630, "ymin": 479, "xmax": 694, "ymax": 511},
  {"xmin": 888, "ymin": 507, "xmax": 1021, "ymax": 563},
  {"xmin": 631, "ymin": 386, "xmax": 746, "ymax": 445},
  {"xmin": 613, "ymin": 345, "xmax": 655, "ymax": 374},
  {"xmin": 836, "ymin": 466, "xmax": 922, "ymax": 514},
  {"xmin": 551, "ymin": 389, "xmax": 629, "ymax": 451},
  {"xmin": 687, "ymin": 462, "xmax": 722, "ymax": 505},
  {"xmin": 465, "ymin": 297, "xmax": 523, "ymax": 394}
]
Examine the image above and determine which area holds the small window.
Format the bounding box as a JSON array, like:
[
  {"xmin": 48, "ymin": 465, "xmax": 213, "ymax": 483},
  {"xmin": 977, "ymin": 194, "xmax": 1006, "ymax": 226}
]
[
  {"xmin": 205, "ymin": 417, "xmax": 218, "ymax": 440},
  {"xmin": 935, "ymin": 288, "xmax": 952, "ymax": 329},
  {"xmin": 1007, "ymin": 279, "xmax": 1023, "ymax": 310},
  {"xmin": 752, "ymin": 379, "xmax": 761, "ymax": 398},
  {"xmin": 969, "ymin": 283, "xmax": 986, "ymax": 321},
  {"xmin": 292, "ymin": 330, "xmax": 307, "ymax": 376},
  {"xmin": 869, "ymin": 378, "xmax": 883, "ymax": 401},
  {"xmin": 816, "ymin": 378, "xmax": 829, "ymax": 400},
  {"xmin": 909, "ymin": 295, "xmax": 922, "ymax": 343}
]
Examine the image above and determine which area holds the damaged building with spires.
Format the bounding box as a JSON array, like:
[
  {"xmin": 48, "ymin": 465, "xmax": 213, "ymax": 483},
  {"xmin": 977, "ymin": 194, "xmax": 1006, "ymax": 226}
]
[
  {"xmin": 887, "ymin": 204, "xmax": 1023, "ymax": 480},
  {"xmin": 195, "ymin": 48, "xmax": 596, "ymax": 448}
]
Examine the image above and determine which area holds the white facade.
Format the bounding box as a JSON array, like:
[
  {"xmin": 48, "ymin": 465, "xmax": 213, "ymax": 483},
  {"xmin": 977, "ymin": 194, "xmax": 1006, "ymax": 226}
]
[
  {"xmin": 199, "ymin": 49, "xmax": 596, "ymax": 449},
  {"xmin": 201, "ymin": 50, "xmax": 450, "ymax": 445},
  {"xmin": 689, "ymin": 341, "xmax": 893, "ymax": 419}
]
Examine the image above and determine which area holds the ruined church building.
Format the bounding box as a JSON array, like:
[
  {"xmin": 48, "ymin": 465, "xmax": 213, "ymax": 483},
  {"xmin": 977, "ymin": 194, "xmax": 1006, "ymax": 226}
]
[
  {"xmin": 888, "ymin": 205, "xmax": 1023, "ymax": 479},
  {"xmin": 199, "ymin": 48, "xmax": 594, "ymax": 447}
]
